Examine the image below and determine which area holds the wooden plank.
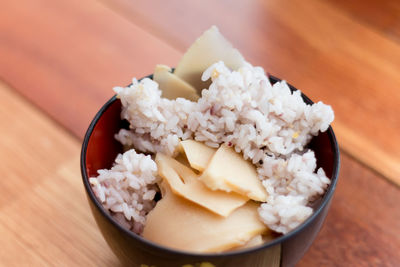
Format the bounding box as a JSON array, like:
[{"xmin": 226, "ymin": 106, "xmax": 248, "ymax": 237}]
[
  {"xmin": 299, "ymin": 153, "xmax": 400, "ymax": 266},
  {"xmin": 325, "ymin": 0, "xmax": 400, "ymax": 42},
  {"xmin": 0, "ymin": 82, "xmax": 118, "ymax": 266},
  {"xmin": 0, "ymin": 158, "xmax": 119, "ymax": 267},
  {"xmin": 96, "ymin": 0, "xmax": 400, "ymax": 186},
  {"xmin": 0, "ymin": 0, "xmax": 181, "ymax": 139},
  {"xmin": 0, "ymin": 81, "xmax": 76, "ymax": 208}
]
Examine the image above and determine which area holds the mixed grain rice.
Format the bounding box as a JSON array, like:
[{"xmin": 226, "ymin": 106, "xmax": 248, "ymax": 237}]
[{"xmin": 90, "ymin": 61, "xmax": 334, "ymax": 235}]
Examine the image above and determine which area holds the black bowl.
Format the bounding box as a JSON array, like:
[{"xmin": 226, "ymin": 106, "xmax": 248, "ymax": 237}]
[{"xmin": 81, "ymin": 75, "xmax": 340, "ymax": 267}]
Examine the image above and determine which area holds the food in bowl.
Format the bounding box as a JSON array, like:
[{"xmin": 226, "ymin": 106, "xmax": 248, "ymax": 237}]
[{"xmin": 88, "ymin": 26, "xmax": 334, "ymax": 253}]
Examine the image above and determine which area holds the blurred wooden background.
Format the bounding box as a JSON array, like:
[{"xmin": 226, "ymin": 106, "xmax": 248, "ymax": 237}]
[{"xmin": 0, "ymin": 0, "xmax": 399, "ymax": 266}]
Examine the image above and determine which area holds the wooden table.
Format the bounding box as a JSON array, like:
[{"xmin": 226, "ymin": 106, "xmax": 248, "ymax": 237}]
[{"xmin": 1, "ymin": 0, "xmax": 399, "ymax": 266}]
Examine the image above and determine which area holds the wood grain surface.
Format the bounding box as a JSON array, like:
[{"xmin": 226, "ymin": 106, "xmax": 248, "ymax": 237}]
[
  {"xmin": 0, "ymin": 0, "xmax": 399, "ymax": 266},
  {"xmin": 326, "ymin": 0, "xmax": 400, "ymax": 42},
  {"xmin": 0, "ymin": 82, "xmax": 117, "ymax": 266},
  {"xmin": 0, "ymin": 0, "xmax": 181, "ymax": 138},
  {"xmin": 299, "ymin": 156, "xmax": 400, "ymax": 266}
]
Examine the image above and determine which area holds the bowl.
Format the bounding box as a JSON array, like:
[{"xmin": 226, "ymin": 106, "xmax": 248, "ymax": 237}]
[{"xmin": 81, "ymin": 75, "xmax": 340, "ymax": 267}]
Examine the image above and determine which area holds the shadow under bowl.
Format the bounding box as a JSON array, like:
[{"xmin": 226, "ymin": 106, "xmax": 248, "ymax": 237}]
[{"xmin": 81, "ymin": 76, "xmax": 340, "ymax": 267}]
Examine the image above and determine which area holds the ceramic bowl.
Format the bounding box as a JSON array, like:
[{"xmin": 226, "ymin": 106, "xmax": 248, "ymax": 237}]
[{"xmin": 81, "ymin": 75, "xmax": 340, "ymax": 267}]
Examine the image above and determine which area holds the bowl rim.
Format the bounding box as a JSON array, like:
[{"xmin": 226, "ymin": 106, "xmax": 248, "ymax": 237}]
[{"xmin": 80, "ymin": 75, "xmax": 340, "ymax": 258}]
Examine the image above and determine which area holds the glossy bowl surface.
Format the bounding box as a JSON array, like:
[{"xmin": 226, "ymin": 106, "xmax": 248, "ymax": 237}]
[{"xmin": 81, "ymin": 76, "xmax": 340, "ymax": 267}]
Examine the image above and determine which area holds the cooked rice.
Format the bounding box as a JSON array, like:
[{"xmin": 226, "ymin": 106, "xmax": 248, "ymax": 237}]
[
  {"xmin": 91, "ymin": 61, "xmax": 334, "ymax": 235},
  {"xmin": 89, "ymin": 149, "xmax": 159, "ymax": 233}
]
